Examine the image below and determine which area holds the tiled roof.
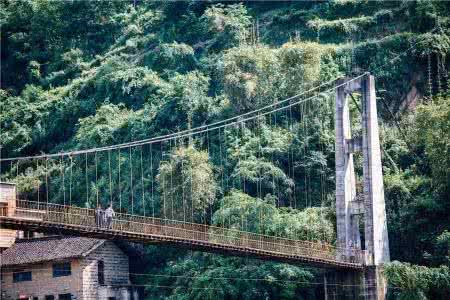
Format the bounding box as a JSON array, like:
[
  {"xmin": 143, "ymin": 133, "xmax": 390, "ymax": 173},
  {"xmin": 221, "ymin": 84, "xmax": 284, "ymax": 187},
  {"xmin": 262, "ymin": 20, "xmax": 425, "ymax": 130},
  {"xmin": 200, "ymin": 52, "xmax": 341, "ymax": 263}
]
[{"xmin": 0, "ymin": 236, "xmax": 104, "ymax": 267}]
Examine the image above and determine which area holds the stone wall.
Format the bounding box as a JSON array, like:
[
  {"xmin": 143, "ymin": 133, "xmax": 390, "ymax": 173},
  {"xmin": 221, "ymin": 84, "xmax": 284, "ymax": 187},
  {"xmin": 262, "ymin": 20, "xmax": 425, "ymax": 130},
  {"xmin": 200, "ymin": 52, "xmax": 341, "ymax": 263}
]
[{"xmin": 81, "ymin": 241, "xmax": 131, "ymax": 299}]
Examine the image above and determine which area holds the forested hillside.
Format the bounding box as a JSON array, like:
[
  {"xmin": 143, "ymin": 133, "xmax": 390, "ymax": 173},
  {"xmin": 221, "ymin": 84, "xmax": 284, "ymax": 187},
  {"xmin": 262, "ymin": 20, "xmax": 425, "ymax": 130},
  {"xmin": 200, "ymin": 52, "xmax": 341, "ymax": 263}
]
[{"xmin": 1, "ymin": 1, "xmax": 450, "ymax": 299}]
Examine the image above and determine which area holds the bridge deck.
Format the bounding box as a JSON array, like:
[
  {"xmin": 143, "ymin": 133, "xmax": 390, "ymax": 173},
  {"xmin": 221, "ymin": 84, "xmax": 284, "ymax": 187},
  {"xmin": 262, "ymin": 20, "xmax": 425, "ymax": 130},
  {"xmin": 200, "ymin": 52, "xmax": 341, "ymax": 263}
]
[{"xmin": 0, "ymin": 200, "xmax": 365, "ymax": 270}]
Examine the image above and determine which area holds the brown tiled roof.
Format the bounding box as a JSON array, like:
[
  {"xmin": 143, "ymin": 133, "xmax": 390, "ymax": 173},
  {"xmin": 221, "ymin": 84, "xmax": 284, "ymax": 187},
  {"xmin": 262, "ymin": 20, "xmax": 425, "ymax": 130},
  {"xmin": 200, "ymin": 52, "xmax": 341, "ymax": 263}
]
[{"xmin": 0, "ymin": 236, "xmax": 104, "ymax": 267}]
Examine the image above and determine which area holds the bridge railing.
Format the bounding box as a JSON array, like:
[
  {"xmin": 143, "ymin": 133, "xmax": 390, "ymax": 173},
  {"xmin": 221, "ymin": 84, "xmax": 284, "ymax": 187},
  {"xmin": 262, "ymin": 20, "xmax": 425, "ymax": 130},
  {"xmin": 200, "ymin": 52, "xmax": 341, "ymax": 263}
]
[{"xmin": 8, "ymin": 200, "xmax": 366, "ymax": 265}]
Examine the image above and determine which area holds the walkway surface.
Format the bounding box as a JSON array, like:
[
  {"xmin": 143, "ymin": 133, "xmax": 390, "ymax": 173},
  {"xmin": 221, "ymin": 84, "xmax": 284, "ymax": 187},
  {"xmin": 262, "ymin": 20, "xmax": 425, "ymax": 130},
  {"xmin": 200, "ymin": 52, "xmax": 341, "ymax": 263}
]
[{"xmin": 0, "ymin": 200, "xmax": 365, "ymax": 270}]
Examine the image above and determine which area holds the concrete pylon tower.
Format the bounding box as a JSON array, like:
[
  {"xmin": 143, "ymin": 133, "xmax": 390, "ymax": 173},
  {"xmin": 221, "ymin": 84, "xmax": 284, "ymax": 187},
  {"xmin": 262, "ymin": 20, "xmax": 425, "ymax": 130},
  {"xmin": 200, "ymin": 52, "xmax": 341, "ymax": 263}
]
[{"xmin": 335, "ymin": 73, "xmax": 390, "ymax": 299}]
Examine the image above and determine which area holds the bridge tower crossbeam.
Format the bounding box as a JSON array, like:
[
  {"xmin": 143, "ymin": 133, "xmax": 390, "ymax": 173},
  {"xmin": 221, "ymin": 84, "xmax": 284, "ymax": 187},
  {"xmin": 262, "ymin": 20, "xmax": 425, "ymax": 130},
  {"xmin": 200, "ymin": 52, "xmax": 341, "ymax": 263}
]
[{"xmin": 335, "ymin": 73, "xmax": 390, "ymax": 299}]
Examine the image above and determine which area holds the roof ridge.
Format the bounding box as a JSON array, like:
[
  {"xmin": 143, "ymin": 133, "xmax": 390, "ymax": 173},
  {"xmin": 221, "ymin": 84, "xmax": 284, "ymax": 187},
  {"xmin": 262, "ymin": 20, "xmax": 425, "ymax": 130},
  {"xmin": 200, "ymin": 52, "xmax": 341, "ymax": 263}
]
[
  {"xmin": 2, "ymin": 236, "xmax": 106, "ymax": 267},
  {"xmin": 15, "ymin": 235, "xmax": 65, "ymax": 243}
]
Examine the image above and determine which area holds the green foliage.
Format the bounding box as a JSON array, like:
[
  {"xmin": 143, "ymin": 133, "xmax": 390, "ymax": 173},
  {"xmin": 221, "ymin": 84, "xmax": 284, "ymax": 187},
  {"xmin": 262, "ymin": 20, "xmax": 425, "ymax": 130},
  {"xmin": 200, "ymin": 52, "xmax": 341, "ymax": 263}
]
[
  {"xmin": 213, "ymin": 190, "xmax": 276, "ymax": 233},
  {"xmin": 269, "ymin": 207, "xmax": 335, "ymax": 243},
  {"xmin": 223, "ymin": 45, "xmax": 280, "ymax": 112},
  {"xmin": 308, "ymin": 16, "xmax": 375, "ymax": 36},
  {"xmin": 413, "ymin": 33, "xmax": 450, "ymax": 57},
  {"xmin": 436, "ymin": 231, "xmax": 450, "ymax": 265},
  {"xmin": 74, "ymin": 104, "xmax": 135, "ymax": 149},
  {"xmin": 157, "ymin": 146, "xmax": 217, "ymax": 222},
  {"xmin": 1, "ymin": 0, "xmax": 127, "ymax": 91},
  {"xmin": 2, "ymin": 1, "xmax": 450, "ymax": 298},
  {"xmin": 145, "ymin": 42, "xmax": 196, "ymax": 73},
  {"xmin": 410, "ymin": 96, "xmax": 450, "ymax": 195},
  {"xmin": 93, "ymin": 58, "xmax": 170, "ymax": 109},
  {"xmin": 226, "ymin": 124, "xmax": 294, "ymax": 201},
  {"xmin": 222, "ymin": 41, "xmax": 331, "ymax": 113},
  {"xmin": 213, "ymin": 190, "xmax": 334, "ymax": 242},
  {"xmin": 45, "ymin": 48, "xmax": 88, "ymax": 86},
  {"xmin": 143, "ymin": 251, "xmax": 315, "ymax": 300},
  {"xmin": 168, "ymin": 71, "xmax": 212, "ymax": 130},
  {"xmin": 201, "ymin": 3, "xmax": 252, "ymax": 51},
  {"xmin": 384, "ymin": 261, "xmax": 450, "ymax": 299},
  {"xmin": 0, "ymin": 85, "xmax": 57, "ymax": 154},
  {"xmin": 278, "ymin": 42, "xmax": 332, "ymax": 91}
]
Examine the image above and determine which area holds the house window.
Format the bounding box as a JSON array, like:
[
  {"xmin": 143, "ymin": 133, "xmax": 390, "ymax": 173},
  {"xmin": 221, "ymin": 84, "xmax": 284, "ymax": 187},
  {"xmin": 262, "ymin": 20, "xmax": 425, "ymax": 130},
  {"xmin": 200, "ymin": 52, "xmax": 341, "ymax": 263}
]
[
  {"xmin": 98, "ymin": 260, "xmax": 105, "ymax": 285},
  {"xmin": 13, "ymin": 271, "xmax": 32, "ymax": 282},
  {"xmin": 52, "ymin": 262, "xmax": 71, "ymax": 277},
  {"xmin": 45, "ymin": 296, "xmax": 55, "ymax": 300},
  {"xmin": 58, "ymin": 294, "xmax": 72, "ymax": 300}
]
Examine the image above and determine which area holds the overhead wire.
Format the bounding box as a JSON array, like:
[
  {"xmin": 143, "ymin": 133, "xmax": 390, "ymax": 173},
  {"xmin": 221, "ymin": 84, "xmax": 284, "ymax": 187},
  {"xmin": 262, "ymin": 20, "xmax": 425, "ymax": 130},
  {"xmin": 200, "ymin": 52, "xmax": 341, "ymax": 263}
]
[
  {"xmin": 129, "ymin": 147, "xmax": 134, "ymax": 214},
  {"xmin": 85, "ymin": 153, "xmax": 88, "ymax": 205},
  {"xmin": 69, "ymin": 155, "xmax": 72, "ymax": 206},
  {"xmin": 1, "ymin": 267, "xmax": 403, "ymax": 289},
  {"xmin": 61, "ymin": 156, "xmax": 66, "ymax": 206},
  {"xmin": 36, "ymin": 159, "xmax": 40, "ymax": 207},
  {"xmin": 149, "ymin": 143, "xmax": 154, "ymax": 218},
  {"xmin": 289, "ymin": 103, "xmax": 296, "ymax": 209},
  {"xmin": 181, "ymin": 143, "xmax": 186, "ymax": 224},
  {"xmin": 118, "ymin": 149, "xmax": 122, "ymax": 212},
  {"xmin": 109, "ymin": 150, "xmax": 112, "ymax": 205},
  {"xmin": 170, "ymin": 139, "xmax": 174, "ymax": 221},
  {"xmin": 95, "ymin": 152, "xmax": 98, "ymax": 207},
  {"xmin": 46, "ymin": 158, "xmax": 49, "ymax": 208},
  {"xmin": 161, "ymin": 141, "xmax": 166, "ymax": 221},
  {"xmin": 0, "ymin": 26, "xmax": 440, "ymax": 168},
  {"xmin": 218, "ymin": 127, "xmax": 224, "ymax": 227},
  {"xmin": 0, "ymin": 75, "xmax": 365, "ymax": 162},
  {"xmin": 140, "ymin": 145, "xmax": 145, "ymax": 216},
  {"xmin": 3, "ymin": 25, "xmax": 436, "ymax": 240},
  {"xmin": 0, "ymin": 28, "xmax": 441, "ymax": 297}
]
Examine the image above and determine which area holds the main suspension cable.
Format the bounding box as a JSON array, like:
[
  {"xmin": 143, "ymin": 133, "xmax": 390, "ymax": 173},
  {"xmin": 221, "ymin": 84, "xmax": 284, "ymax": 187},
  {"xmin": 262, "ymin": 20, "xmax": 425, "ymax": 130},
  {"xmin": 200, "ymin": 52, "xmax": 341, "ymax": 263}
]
[{"xmin": 0, "ymin": 75, "xmax": 366, "ymax": 162}]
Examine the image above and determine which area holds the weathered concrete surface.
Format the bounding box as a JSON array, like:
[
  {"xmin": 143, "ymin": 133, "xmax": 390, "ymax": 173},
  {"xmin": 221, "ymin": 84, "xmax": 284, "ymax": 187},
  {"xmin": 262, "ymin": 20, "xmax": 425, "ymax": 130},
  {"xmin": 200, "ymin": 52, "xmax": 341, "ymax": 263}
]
[
  {"xmin": 335, "ymin": 79, "xmax": 361, "ymax": 255},
  {"xmin": 361, "ymin": 75, "xmax": 390, "ymax": 266},
  {"xmin": 334, "ymin": 74, "xmax": 390, "ymax": 300},
  {"xmin": 361, "ymin": 74, "xmax": 390, "ymax": 300}
]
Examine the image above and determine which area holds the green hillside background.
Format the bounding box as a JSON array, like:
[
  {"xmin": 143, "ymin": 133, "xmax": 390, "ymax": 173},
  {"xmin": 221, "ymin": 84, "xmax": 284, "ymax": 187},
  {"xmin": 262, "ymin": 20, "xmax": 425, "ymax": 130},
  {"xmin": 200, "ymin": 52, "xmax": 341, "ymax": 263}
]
[{"xmin": 1, "ymin": 1, "xmax": 449, "ymax": 298}]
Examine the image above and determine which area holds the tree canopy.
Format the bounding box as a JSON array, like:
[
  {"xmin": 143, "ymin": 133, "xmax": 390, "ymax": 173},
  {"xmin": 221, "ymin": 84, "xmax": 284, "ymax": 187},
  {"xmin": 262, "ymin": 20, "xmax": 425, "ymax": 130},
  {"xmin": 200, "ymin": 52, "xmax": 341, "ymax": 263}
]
[{"xmin": 1, "ymin": 0, "xmax": 450, "ymax": 298}]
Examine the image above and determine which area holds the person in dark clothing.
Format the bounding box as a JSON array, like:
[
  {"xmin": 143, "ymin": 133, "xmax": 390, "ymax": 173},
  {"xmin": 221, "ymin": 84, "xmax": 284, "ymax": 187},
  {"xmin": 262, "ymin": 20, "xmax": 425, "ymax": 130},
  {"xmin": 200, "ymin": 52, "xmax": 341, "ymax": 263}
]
[{"xmin": 95, "ymin": 204, "xmax": 103, "ymax": 227}]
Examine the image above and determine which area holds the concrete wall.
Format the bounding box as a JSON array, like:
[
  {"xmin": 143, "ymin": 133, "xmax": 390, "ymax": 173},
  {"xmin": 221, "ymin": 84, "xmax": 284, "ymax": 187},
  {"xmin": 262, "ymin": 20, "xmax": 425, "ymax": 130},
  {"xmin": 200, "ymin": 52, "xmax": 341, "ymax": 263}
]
[{"xmin": 1, "ymin": 260, "xmax": 83, "ymax": 300}]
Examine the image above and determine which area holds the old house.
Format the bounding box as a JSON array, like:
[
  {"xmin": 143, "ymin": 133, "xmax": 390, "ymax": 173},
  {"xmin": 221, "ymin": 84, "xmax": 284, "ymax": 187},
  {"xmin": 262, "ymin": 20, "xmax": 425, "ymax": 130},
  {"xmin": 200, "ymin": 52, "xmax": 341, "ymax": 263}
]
[
  {"xmin": 0, "ymin": 182, "xmax": 17, "ymax": 251},
  {"xmin": 0, "ymin": 236, "xmax": 139, "ymax": 300}
]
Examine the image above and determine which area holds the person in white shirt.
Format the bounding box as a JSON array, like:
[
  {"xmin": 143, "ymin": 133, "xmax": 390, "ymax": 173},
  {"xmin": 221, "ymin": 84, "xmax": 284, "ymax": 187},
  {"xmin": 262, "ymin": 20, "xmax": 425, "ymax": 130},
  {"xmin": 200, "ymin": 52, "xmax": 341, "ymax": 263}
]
[{"xmin": 105, "ymin": 204, "xmax": 115, "ymax": 229}]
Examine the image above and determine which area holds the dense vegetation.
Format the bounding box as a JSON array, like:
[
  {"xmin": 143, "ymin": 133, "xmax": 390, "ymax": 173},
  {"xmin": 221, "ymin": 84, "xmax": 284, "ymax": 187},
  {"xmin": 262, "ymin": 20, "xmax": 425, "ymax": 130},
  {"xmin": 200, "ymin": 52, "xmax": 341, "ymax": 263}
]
[{"xmin": 1, "ymin": 1, "xmax": 449, "ymax": 299}]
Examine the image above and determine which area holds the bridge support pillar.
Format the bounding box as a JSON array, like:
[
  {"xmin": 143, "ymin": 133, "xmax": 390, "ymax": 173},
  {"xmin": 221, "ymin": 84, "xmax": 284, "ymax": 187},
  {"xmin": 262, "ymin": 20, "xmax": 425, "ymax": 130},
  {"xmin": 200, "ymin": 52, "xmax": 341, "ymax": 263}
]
[
  {"xmin": 335, "ymin": 73, "xmax": 390, "ymax": 299},
  {"xmin": 364, "ymin": 266, "xmax": 387, "ymax": 299},
  {"xmin": 335, "ymin": 79, "xmax": 360, "ymax": 255},
  {"xmin": 361, "ymin": 74, "xmax": 390, "ymax": 299},
  {"xmin": 324, "ymin": 270, "xmax": 364, "ymax": 299}
]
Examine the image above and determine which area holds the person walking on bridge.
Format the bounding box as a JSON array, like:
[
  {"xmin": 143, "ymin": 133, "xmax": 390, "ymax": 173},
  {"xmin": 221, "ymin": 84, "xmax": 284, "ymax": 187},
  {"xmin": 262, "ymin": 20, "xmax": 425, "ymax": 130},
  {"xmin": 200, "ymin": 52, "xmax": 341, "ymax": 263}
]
[
  {"xmin": 95, "ymin": 204, "xmax": 103, "ymax": 228},
  {"xmin": 105, "ymin": 203, "xmax": 115, "ymax": 229}
]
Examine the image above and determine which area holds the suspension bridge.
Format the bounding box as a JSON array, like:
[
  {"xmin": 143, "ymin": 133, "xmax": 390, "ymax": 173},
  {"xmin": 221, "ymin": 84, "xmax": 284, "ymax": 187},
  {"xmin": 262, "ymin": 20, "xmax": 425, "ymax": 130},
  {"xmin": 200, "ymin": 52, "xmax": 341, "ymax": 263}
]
[{"xmin": 0, "ymin": 73, "xmax": 389, "ymax": 298}]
